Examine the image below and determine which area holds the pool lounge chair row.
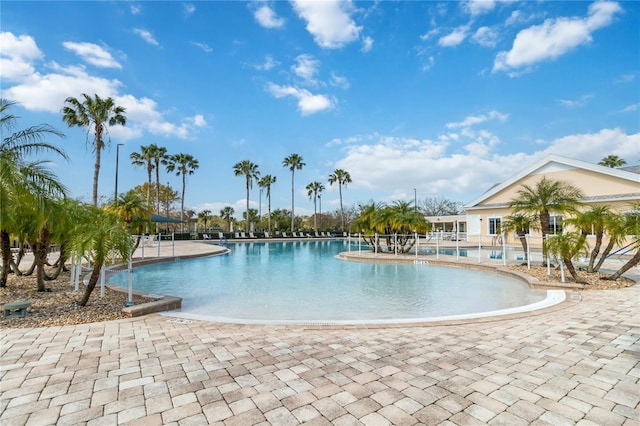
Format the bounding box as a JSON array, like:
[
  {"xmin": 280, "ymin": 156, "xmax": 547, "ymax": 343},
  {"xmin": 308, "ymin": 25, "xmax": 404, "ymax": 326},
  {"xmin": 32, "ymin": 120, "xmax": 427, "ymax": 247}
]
[{"xmin": 217, "ymin": 231, "xmax": 339, "ymax": 240}]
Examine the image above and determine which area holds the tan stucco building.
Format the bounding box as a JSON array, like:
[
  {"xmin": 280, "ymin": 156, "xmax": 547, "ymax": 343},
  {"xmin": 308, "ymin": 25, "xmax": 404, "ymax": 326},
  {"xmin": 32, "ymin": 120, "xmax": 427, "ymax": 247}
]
[{"xmin": 462, "ymin": 154, "xmax": 639, "ymax": 246}]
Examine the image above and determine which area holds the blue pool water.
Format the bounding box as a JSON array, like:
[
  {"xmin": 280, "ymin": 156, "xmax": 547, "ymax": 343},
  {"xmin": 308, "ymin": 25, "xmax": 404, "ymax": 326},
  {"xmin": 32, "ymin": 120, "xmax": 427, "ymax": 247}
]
[{"xmin": 110, "ymin": 240, "xmax": 549, "ymax": 323}]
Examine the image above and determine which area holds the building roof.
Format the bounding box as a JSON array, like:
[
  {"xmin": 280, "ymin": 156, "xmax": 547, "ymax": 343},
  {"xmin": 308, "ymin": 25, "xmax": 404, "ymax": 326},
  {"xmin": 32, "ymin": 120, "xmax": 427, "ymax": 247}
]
[{"xmin": 465, "ymin": 154, "xmax": 640, "ymax": 210}]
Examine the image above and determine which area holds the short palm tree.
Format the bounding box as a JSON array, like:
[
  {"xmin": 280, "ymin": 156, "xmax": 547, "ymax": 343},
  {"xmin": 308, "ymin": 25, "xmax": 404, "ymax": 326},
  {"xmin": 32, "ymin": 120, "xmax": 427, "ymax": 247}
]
[
  {"xmin": 306, "ymin": 181, "xmax": 325, "ymax": 231},
  {"xmin": 544, "ymin": 232, "xmax": 589, "ymax": 283},
  {"xmin": 165, "ymin": 153, "xmax": 199, "ymax": 229},
  {"xmin": 233, "ymin": 160, "xmax": 260, "ymax": 234},
  {"xmin": 502, "ymin": 214, "xmax": 535, "ymax": 262},
  {"xmin": 606, "ymin": 203, "xmax": 640, "ymax": 281},
  {"xmin": 258, "ymin": 174, "xmax": 277, "ymax": 233},
  {"xmin": 509, "ymin": 177, "xmax": 583, "ymax": 265},
  {"xmin": 598, "ymin": 155, "xmax": 626, "ymax": 168},
  {"xmin": 61, "ymin": 93, "xmax": 126, "ymax": 206},
  {"xmin": 328, "ymin": 168, "xmax": 352, "ymax": 232},
  {"xmin": 283, "ymin": 153, "xmax": 305, "ymax": 232},
  {"xmin": 198, "ymin": 209, "xmax": 212, "ymax": 232},
  {"xmin": 565, "ymin": 205, "xmax": 613, "ymax": 272},
  {"xmin": 220, "ymin": 206, "xmax": 235, "ymax": 232},
  {"xmin": 1, "ymin": 99, "xmax": 68, "ymax": 287}
]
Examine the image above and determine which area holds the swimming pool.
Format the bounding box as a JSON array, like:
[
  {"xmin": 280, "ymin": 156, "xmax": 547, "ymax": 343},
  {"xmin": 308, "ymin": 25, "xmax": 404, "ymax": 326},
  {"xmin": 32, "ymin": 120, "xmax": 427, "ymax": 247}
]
[{"xmin": 110, "ymin": 240, "xmax": 555, "ymax": 324}]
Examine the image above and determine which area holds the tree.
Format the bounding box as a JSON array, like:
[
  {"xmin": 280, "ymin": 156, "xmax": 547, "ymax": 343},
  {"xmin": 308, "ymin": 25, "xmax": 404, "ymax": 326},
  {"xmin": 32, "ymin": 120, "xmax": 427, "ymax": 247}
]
[
  {"xmin": 1, "ymin": 99, "xmax": 68, "ymax": 287},
  {"xmin": 565, "ymin": 205, "xmax": 613, "ymax": 272},
  {"xmin": 606, "ymin": 203, "xmax": 640, "ymax": 281},
  {"xmin": 198, "ymin": 209, "xmax": 212, "ymax": 232},
  {"xmin": 328, "ymin": 168, "xmax": 352, "ymax": 231},
  {"xmin": 151, "ymin": 145, "xmax": 168, "ymax": 215},
  {"xmin": 598, "ymin": 155, "xmax": 626, "ymax": 168},
  {"xmin": 165, "ymin": 153, "xmax": 199, "ymax": 229},
  {"xmin": 69, "ymin": 206, "xmax": 133, "ymax": 306},
  {"xmin": 233, "ymin": 160, "xmax": 260, "ymax": 234},
  {"xmin": 130, "ymin": 145, "xmax": 155, "ymax": 209},
  {"xmin": 420, "ymin": 196, "xmax": 464, "ymax": 216},
  {"xmin": 502, "ymin": 214, "xmax": 535, "ymax": 262},
  {"xmin": 258, "ymin": 174, "xmax": 277, "ymax": 233},
  {"xmin": 306, "ymin": 181, "xmax": 325, "ymax": 231},
  {"xmin": 545, "ymin": 232, "xmax": 589, "ymax": 283},
  {"xmin": 220, "ymin": 206, "xmax": 235, "ymax": 232},
  {"xmin": 283, "ymin": 153, "xmax": 305, "ymax": 232},
  {"xmin": 509, "ymin": 177, "xmax": 583, "ymax": 265},
  {"xmin": 61, "ymin": 93, "xmax": 126, "ymax": 206}
]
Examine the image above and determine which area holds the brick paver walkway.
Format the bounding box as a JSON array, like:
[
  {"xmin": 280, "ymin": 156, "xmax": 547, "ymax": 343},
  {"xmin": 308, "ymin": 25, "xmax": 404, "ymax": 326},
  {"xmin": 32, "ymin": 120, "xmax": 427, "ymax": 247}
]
[{"xmin": 1, "ymin": 242, "xmax": 639, "ymax": 425}]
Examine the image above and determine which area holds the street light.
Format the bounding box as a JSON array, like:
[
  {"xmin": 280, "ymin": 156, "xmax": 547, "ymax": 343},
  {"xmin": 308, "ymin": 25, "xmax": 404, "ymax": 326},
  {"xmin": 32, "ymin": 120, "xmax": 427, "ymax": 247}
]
[
  {"xmin": 114, "ymin": 143, "xmax": 124, "ymax": 204},
  {"xmin": 259, "ymin": 188, "xmax": 263, "ymax": 232},
  {"xmin": 319, "ymin": 195, "xmax": 322, "ymax": 229},
  {"xmin": 413, "ymin": 188, "xmax": 417, "ymax": 213}
]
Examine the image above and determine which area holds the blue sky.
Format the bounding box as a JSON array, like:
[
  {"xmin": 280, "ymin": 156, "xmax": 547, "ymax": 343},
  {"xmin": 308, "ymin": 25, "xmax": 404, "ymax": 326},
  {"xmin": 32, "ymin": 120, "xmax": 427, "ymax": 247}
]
[{"xmin": 2, "ymin": 0, "xmax": 638, "ymax": 219}]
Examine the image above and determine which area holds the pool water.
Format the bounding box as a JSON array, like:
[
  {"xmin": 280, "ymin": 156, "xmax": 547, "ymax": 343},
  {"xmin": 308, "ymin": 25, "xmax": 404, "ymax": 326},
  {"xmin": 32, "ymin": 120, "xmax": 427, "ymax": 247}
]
[{"xmin": 110, "ymin": 240, "xmax": 549, "ymax": 323}]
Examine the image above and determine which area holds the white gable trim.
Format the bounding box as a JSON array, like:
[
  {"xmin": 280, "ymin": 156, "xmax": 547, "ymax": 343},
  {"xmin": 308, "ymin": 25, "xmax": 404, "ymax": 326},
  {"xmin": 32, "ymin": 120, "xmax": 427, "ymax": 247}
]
[{"xmin": 465, "ymin": 154, "xmax": 640, "ymax": 210}]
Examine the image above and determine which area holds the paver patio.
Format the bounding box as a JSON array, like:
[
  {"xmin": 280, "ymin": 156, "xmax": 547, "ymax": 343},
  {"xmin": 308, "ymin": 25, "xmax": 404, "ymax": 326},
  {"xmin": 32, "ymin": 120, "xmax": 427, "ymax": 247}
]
[{"xmin": 1, "ymin": 241, "xmax": 638, "ymax": 425}]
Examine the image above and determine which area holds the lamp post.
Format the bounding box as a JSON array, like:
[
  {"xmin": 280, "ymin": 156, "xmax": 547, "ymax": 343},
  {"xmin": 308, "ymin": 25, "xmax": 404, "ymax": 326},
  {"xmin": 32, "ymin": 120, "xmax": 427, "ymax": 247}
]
[
  {"xmin": 318, "ymin": 195, "xmax": 322, "ymax": 229},
  {"xmin": 259, "ymin": 188, "xmax": 263, "ymax": 232},
  {"xmin": 114, "ymin": 143, "xmax": 124, "ymax": 204},
  {"xmin": 413, "ymin": 188, "xmax": 417, "ymax": 213}
]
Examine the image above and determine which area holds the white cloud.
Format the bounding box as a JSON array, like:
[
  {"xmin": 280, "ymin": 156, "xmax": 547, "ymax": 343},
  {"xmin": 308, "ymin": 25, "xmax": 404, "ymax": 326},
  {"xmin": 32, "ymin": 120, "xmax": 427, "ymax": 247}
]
[
  {"xmin": 361, "ymin": 36, "xmax": 373, "ymax": 52},
  {"xmin": 446, "ymin": 110, "xmax": 509, "ymax": 129},
  {"xmin": 133, "ymin": 28, "xmax": 160, "ymax": 46},
  {"xmin": 493, "ymin": 1, "xmax": 622, "ymax": 73},
  {"xmin": 191, "ymin": 41, "xmax": 213, "ymax": 53},
  {"xmin": 420, "ymin": 28, "xmax": 439, "ymax": 41},
  {"xmin": 291, "ymin": 0, "xmax": 362, "ymax": 49},
  {"xmin": 0, "ymin": 32, "xmax": 43, "ymax": 81},
  {"xmin": 542, "ymin": 128, "xmax": 639, "ymax": 161},
  {"xmin": 615, "ymin": 73, "xmax": 636, "ymax": 84},
  {"xmin": 621, "ymin": 103, "xmax": 639, "ymax": 112},
  {"xmin": 254, "ymin": 54, "xmax": 278, "ymax": 71},
  {"xmin": 438, "ymin": 25, "xmax": 469, "ymax": 47},
  {"xmin": 2, "ymin": 32, "xmax": 202, "ymax": 141},
  {"xmin": 130, "ymin": 4, "xmax": 142, "ymax": 15},
  {"xmin": 62, "ymin": 41, "xmax": 122, "ymax": 69},
  {"xmin": 266, "ymin": 82, "xmax": 335, "ymax": 115},
  {"xmin": 330, "ymin": 72, "xmax": 350, "ymax": 89},
  {"xmin": 472, "ymin": 26, "xmax": 499, "ymax": 47},
  {"xmin": 464, "ymin": 0, "xmax": 496, "ymax": 16},
  {"xmin": 556, "ymin": 94, "xmax": 594, "ymax": 107},
  {"xmin": 183, "ymin": 3, "xmax": 196, "ymax": 16},
  {"xmin": 253, "ymin": 4, "xmax": 285, "ymax": 28},
  {"xmin": 292, "ymin": 54, "xmax": 319, "ymax": 84}
]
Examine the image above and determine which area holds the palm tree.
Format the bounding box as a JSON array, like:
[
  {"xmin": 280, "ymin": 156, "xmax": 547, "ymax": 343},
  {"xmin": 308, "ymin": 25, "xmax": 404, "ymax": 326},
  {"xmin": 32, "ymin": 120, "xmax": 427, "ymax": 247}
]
[
  {"xmin": 233, "ymin": 160, "xmax": 260, "ymax": 234},
  {"xmin": 502, "ymin": 214, "xmax": 535, "ymax": 262},
  {"xmin": 545, "ymin": 232, "xmax": 589, "ymax": 283},
  {"xmin": 258, "ymin": 174, "xmax": 277, "ymax": 233},
  {"xmin": 152, "ymin": 145, "xmax": 168, "ymax": 214},
  {"xmin": 565, "ymin": 205, "xmax": 613, "ymax": 272},
  {"xmin": 328, "ymin": 168, "xmax": 352, "ymax": 232},
  {"xmin": 282, "ymin": 153, "xmax": 305, "ymax": 232},
  {"xmin": 598, "ymin": 155, "xmax": 626, "ymax": 168},
  {"xmin": 61, "ymin": 93, "xmax": 126, "ymax": 206},
  {"xmin": 509, "ymin": 177, "xmax": 583, "ymax": 265},
  {"xmin": 220, "ymin": 206, "xmax": 235, "ymax": 232},
  {"xmin": 130, "ymin": 145, "xmax": 155, "ymax": 209},
  {"xmin": 1, "ymin": 99, "xmax": 68, "ymax": 287},
  {"xmin": 198, "ymin": 209, "xmax": 212, "ymax": 232},
  {"xmin": 306, "ymin": 181, "xmax": 325, "ymax": 231},
  {"xmin": 70, "ymin": 206, "xmax": 133, "ymax": 306},
  {"xmin": 165, "ymin": 153, "xmax": 199, "ymax": 230},
  {"xmin": 606, "ymin": 203, "xmax": 640, "ymax": 281}
]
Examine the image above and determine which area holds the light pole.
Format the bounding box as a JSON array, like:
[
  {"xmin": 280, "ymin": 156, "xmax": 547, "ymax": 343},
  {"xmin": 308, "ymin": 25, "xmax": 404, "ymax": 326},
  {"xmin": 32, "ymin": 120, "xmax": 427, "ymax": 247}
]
[
  {"xmin": 115, "ymin": 143, "xmax": 124, "ymax": 204},
  {"xmin": 259, "ymin": 188, "xmax": 263, "ymax": 232},
  {"xmin": 413, "ymin": 188, "xmax": 417, "ymax": 213},
  {"xmin": 318, "ymin": 195, "xmax": 322, "ymax": 230}
]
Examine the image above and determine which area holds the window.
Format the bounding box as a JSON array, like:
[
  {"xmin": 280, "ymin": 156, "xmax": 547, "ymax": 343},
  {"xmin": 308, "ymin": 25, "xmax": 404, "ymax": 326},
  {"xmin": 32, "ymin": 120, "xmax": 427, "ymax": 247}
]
[
  {"xmin": 549, "ymin": 215, "xmax": 563, "ymax": 234},
  {"xmin": 488, "ymin": 217, "xmax": 501, "ymax": 235}
]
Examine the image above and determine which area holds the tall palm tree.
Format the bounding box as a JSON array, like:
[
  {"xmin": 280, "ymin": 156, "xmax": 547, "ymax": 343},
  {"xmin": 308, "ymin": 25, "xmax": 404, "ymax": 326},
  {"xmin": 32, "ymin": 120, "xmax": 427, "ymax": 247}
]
[
  {"xmin": 509, "ymin": 177, "xmax": 583, "ymax": 265},
  {"xmin": 328, "ymin": 168, "xmax": 352, "ymax": 232},
  {"xmin": 130, "ymin": 145, "xmax": 155, "ymax": 209},
  {"xmin": 258, "ymin": 174, "xmax": 277, "ymax": 233},
  {"xmin": 220, "ymin": 206, "xmax": 235, "ymax": 232},
  {"xmin": 1, "ymin": 99, "xmax": 68, "ymax": 287},
  {"xmin": 306, "ymin": 181, "xmax": 325, "ymax": 231},
  {"xmin": 233, "ymin": 160, "xmax": 260, "ymax": 234},
  {"xmin": 165, "ymin": 153, "xmax": 199, "ymax": 229},
  {"xmin": 152, "ymin": 145, "xmax": 168, "ymax": 214},
  {"xmin": 598, "ymin": 155, "xmax": 626, "ymax": 168},
  {"xmin": 283, "ymin": 153, "xmax": 305, "ymax": 232},
  {"xmin": 61, "ymin": 93, "xmax": 126, "ymax": 206}
]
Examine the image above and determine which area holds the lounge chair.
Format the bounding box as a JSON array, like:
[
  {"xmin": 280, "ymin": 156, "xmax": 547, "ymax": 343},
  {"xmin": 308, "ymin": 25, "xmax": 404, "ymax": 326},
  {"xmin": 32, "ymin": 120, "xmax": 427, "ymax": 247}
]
[
  {"xmin": 241, "ymin": 232, "xmax": 246, "ymax": 238},
  {"xmin": 264, "ymin": 231, "xmax": 270, "ymax": 238},
  {"xmin": 249, "ymin": 232, "xmax": 255, "ymax": 239},
  {"xmin": 218, "ymin": 232, "xmax": 224, "ymax": 239},
  {"xmin": 282, "ymin": 232, "xmax": 289, "ymax": 238},
  {"xmin": 292, "ymin": 232, "xmax": 298, "ymax": 238},
  {"xmin": 314, "ymin": 232, "xmax": 320, "ymax": 237},
  {"xmin": 234, "ymin": 232, "xmax": 240, "ymax": 239}
]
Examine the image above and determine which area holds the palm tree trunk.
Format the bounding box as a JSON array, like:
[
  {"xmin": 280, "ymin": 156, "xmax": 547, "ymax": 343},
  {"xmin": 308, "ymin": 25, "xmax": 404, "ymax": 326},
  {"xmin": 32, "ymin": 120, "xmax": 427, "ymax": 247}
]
[
  {"xmin": 290, "ymin": 171, "xmax": 295, "ymax": 232},
  {"xmin": 35, "ymin": 226, "xmax": 51, "ymax": 292},
  {"xmin": 180, "ymin": 173, "xmax": 186, "ymax": 233},
  {"xmin": 93, "ymin": 142, "xmax": 101, "ymax": 206},
  {"xmin": 587, "ymin": 231, "xmax": 603, "ymax": 272},
  {"xmin": 516, "ymin": 231, "xmax": 528, "ymax": 261},
  {"xmin": 540, "ymin": 211, "xmax": 550, "ymax": 266},
  {"xmin": 606, "ymin": 251, "xmax": 640, "ymax": 281},
  {"xmin": 593, "ymin": 240, "xmax": 615, "ymax": 272},
  {"xmin": 313, "ymin": 196, "xmax": 317, "ymax": 231},
  {"xmin": 246, "ymin": 181, "xmax": 250, "ymax": 233},
  {"xmin": 45, "ymin": 244, "xmax": 67, "ymax": 280},
  {"xmin": 268, "ymin": 193, "xmax": 272, "ymax": 233},
  {"xmin": 79, "ymin": 261, "xmax": 102, "ymax": 306},
  {"xmin": 0, "ymin": 230, "xmax": 11, "ymax": 287},
  {"xmin": 563, "ymin": 257, "xmax": 585, "ymax": 283},
  {"xmin": 339, "ymin": 184, "xmax": 344, "ymax": 231}
]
